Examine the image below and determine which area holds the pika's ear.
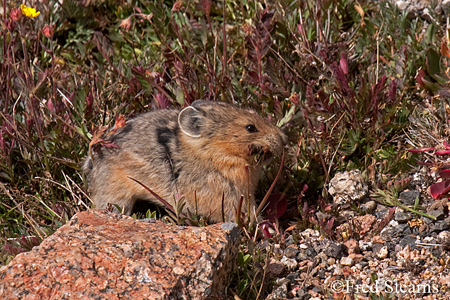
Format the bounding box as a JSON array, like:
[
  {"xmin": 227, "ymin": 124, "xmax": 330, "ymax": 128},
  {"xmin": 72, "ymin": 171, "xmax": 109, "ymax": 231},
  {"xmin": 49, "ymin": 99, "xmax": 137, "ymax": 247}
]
[{"xmin": 178, "ymin": 106, "xmax": 204, "ymax": 138}]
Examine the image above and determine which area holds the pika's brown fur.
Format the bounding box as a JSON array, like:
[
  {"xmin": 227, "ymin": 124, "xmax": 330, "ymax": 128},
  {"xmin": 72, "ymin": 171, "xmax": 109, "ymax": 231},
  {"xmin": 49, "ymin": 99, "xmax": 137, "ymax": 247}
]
[{"xmin": 83, "ymin": 100, "xmax": 286, "ymax": 223}]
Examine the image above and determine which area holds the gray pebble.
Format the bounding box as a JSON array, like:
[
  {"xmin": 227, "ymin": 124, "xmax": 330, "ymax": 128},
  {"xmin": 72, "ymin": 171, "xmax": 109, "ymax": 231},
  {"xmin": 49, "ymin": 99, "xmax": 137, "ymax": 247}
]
[
  {"xmin": 399, "ymin": 190, "xmax": 420, "ymax": 206},
  {"xmin": 394, "ymin": 211, "xmax": 413, "ymax": 223}
]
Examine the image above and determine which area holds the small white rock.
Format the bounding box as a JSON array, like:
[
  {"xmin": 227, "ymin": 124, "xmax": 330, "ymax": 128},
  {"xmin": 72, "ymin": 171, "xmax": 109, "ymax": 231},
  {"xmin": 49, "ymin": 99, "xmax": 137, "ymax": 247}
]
[
  {"xmin": 438, "ymin": 231, "xmax": 450, "ymax": 243},
  {"xmin": 377, "ymin": 246, "xmax": 389, "ymax": 259},
  {"xmin": 396, "ymin": 1, "xmax": 409, "ymax": 11},
  {"xmin": 359, "ymin": 241, "xmax": 372, "ymax": 251},
  {"xmin": 299, "ymin": 243, "xmax": 308, "ymax": 249},
  {"xmin": 328, "ymin": 170, "xmax": 368, "ymax": 205},
  {"xmin": 280, "ymin": 256, "xmax": 298, "ymax": 270},
  {"xmin": 340, "ymin": 256, "xmax": 354, "ymax": 266},
  {"xmin": 301, "ymin": 228, "xmax": 320, "ymax": 238}
]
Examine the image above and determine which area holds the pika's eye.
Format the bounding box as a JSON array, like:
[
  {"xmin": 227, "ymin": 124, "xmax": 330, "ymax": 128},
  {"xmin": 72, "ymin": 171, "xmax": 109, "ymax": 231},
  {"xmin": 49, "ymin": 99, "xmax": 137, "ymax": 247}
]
[{"xmin": 245, "ymin": 125, "xmax": 259, "ymax": 133}]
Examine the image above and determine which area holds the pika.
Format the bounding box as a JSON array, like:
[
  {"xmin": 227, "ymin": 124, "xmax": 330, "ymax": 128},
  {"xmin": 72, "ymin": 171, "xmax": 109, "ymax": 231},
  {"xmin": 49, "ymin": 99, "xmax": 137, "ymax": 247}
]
[{"xmin": 83, "ymin": 100, "xmax": 286, "ymax": 223}]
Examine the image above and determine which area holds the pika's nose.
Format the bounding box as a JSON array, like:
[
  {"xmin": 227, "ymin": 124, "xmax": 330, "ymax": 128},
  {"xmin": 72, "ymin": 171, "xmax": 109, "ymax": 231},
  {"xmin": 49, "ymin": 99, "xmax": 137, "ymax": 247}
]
[{"xmin": 265, "ymin": 134, "xmax": 285, "ymax": 156}]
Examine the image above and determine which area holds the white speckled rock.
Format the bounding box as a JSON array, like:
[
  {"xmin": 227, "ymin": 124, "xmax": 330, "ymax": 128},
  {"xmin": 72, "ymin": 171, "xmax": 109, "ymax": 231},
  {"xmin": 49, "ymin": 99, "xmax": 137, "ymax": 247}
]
[{"xmin": 328, "ymin": 170, "xmax": 368, "ymax": 205}]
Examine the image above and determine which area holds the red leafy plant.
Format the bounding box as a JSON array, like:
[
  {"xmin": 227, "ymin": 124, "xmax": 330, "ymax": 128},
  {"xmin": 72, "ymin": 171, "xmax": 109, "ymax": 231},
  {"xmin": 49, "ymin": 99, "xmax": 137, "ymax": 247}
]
[
  {"xmin": 409, "ymin": 141, "xmax": 450, "ymax": 199},
  {"xmin": 3, "ymin": 236, "xmax": 40, "ymax": 256}
]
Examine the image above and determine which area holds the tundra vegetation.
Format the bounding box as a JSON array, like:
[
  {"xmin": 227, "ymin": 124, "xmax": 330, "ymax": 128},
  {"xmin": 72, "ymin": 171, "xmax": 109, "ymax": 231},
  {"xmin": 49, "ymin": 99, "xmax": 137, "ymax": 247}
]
[{"xmin": 1, "ymin": 0, "xmax": 449, "ymax": 298}]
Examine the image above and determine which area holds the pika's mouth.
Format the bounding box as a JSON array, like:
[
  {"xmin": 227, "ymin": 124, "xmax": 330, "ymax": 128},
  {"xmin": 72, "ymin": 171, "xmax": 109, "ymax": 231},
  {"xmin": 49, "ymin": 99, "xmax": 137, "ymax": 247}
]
[{"xmin": 248, "ymin": 144, "xmax": 273, "ymax": 164}]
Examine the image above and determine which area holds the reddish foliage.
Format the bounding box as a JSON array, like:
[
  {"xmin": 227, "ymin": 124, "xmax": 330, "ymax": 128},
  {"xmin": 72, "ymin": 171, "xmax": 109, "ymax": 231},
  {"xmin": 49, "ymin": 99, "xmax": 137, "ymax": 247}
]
[
  {"xmin": 108, "ymin": 115, "xmax": 127, "ymax": 136},
  {"xmin": 430, "ymin": 180, "xmax": 450, "ymax": 199},
  {"xmin": 412, "ymin": 141, "xmax": 450, "ymax": 199},
  {"xmin": 438, "ymin": 169, "xmax": 450, "ymax": 179},
  {"xmin": 408, "ymin": 147, "xmax": 436, "ymax": 153},
  {"xmin": 441, "ymin": 43, "xmax": 450, "ymax": 58},
  {"xmin": 89, "ymin": 126, "xmax": 120, "ymax": 152},
  {"xmin": 435, "ymin": 150, "xmax": 450, "ymax": 155},
  {"xmin": 264, "ymin": 193, "xmax": 288, "ymax": 222},
  {"xmin": 85, "ymin": 91, "xmax": 93, "ymax": 117}
]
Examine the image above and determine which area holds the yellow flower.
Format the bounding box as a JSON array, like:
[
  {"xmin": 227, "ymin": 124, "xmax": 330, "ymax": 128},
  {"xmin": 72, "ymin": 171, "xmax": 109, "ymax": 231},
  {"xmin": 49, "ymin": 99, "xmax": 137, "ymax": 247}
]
[{"xmin": 20, "ymin": 4, "xmax": 40, "ymax": 18}]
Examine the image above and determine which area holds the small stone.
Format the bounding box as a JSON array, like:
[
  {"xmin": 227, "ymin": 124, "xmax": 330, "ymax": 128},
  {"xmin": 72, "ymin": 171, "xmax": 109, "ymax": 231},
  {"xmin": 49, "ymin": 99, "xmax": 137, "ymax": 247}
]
[
  {"xmin": 396, "ymin": 223, "xmax": 412, "ymax": 235},
  {"xmin": 396, "ymin": 245, "xmax": 412, "ymax": 262},
  {"xmin": 395, "ymin": 211, "xmax": 413, "ymax": 223},
  {"xmin": 292, "ymin": 287, "xmax": 308, "ymax": 299},
  {"xmin": 280, "ymin": 256, "xmax": 298, "ymax": 270},
  {"xmin": 360, "ymin": 200, "xmax": 377, "ymax": 213},
  {"xmin": 354, "ymin": 214, "xmax": 377, "ymax": 235},
  {"xmin": 359, "ymin": 241, "xmax": 372, "ymax": 251},
  {"xmin": 369, "ymin": 260, "xmax": 379, "ymax": 267},
  {"xmin": 377, "ymin": 246, "xmax": 389, "ymax": 259},
  {"xmin": 323, "ymin": 242, "xmax": 347, "ymax": 259},
  {"xmin": 373, "ymin": 208, "xmax": 389, "ymax": 219},
  {"xmin": 313, "ymin": 243, "xmax": 324, "ymax": 255},
  {"xmin": 267, "ymin": 258, "xmax": 285, "ymax": 277},
  {"xmin": 286, "ymin": 272, "xmax": 299, "ymax": 282},
  {"xmin": 275, "ymin": 277, "xmax": 290, "ymax": 285},
  {"xmin": 328, "ymin": 170, "xmax": 368, "ymax": 205},
  {"xmin": 372, "ymin": 243, "xmax": 384, "ymax": 255},
  {"xmin": 396, "ymin": 0, "xmax": 410, "ymax": 11},
  {"xmin": 438, "ymin": 231, "xmax": 450, "ymax": 243},
  {"xmin": 399, "ymin": 190, "xmax": 420, "ymax": 206},
  {"xmin": 364, "ymin": 251, "xmax": 374, "ymax": 261},
  {"xmin": 299, "ymin": 243, "xmax": 308, "ymax": 249},
  {"xmin": 359, "ymin": 260, "xmax": 369, "ymax": 268},
  {"xmin": 344, "ymin": 239, "xmax": 360, "ymax": 255},
  {"xmin": 348, "ymin": 253, "xmax": 364, "ymax": 263},
  {"xmin": 340, "ymin": 256, "xmax": 354, "ymax": 266},
  {"xmin": 315, "ymin": 252, "xmax": 328, "ymax": 263},
  {"xmin": 333, "ymin": 265, "xmax": 343, "ymax": 275},
  {"xmin": 432, "ymin": 221, "xmax": 449, "ymax": 232},
  {"xmin": 380, "ymin": 226, "xmax": 396, "ymax": 242},
  {"xmin": 139, "ymin": 218, "xmax": 156, "ymax": 223},
  {"xmin": 419, "ymin": 224, "xmax": 430, "ymax": 234},
  {"xmin": 340, "ymin": 210, "xmax": 357, "ymax": 220},
  {"xmin": 285, "ymin": 235, "xmax": 295, "ymax": 246},
  {"xmin": 399, "ymin": 235, "xmax": 417, "ymax": 248},
  {"xmin": 444, "ymin": 216, "xmax": 450, "ymax": 225},
  {"xmin": 327, "ymin": 258, "xmax": 336, "ymax": 265},
  {"xmin": 427, "ymin": 209, "xmax": 446, "ymax": 221},
  {"xmin": 316, "ymin": 269, "xmax": 327, "ymax": 279},
  {"xmin": 297, "ymin": 252, "xmax": 308, "ymax": 261},
  {"xmin": 372, "ymin": 235, "xmax": 385, "ymax": 244},
  {"xmin": 301, "ymin": 228, "xmax": 320, "ymax": 238},
  {"xmin": 284, "ymin": 246, "xmax": 299, "ymax": 258},
  {"xmin": 380, "ymin": 221, "xmax": 411, "ymax": 240},
  {"xmin": 429, "ymin": 199, "xmax": 448, "ymax": 211},
  {"xmin": 305, "ymin": 247, "xmax": 317, "ymax": 257},
  {"xmin": 423, "ymin": 236, "xmax": 435, "ymax": 243},
  {"xmin": 266, "ymin": 282, "xmax": 288, "ymax": 300}
]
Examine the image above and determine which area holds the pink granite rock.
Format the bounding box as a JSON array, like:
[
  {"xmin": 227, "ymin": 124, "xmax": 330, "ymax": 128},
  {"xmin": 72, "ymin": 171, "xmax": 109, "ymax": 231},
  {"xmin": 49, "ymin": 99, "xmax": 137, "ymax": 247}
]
[{"xmin": 0, "ymin": 209, "xmax": 240, "ymax": 299}]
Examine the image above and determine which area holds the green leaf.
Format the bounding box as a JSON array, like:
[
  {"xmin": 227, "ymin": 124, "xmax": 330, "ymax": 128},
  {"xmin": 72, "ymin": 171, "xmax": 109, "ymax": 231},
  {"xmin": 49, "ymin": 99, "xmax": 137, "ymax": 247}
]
[{"xmin": 426, "ymin": 48, "xmax": 440, "ymax": 76}]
